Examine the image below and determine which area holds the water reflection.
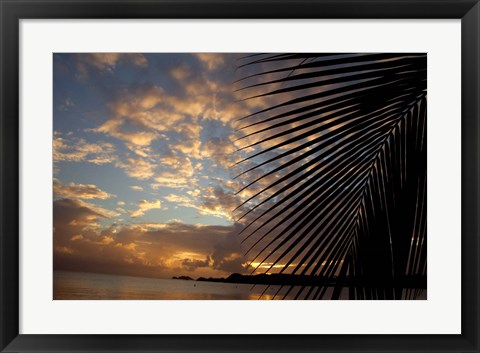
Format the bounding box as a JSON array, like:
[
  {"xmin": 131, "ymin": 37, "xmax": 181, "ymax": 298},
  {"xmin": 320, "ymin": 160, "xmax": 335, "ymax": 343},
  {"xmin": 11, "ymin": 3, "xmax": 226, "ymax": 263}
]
[
  {"xmin": 55, "ymin": 271, "xmax": 427, "ymax": 300},
  {"xmin": 54, "ymin": 271, "xmax": 347, "ymax": 300}
]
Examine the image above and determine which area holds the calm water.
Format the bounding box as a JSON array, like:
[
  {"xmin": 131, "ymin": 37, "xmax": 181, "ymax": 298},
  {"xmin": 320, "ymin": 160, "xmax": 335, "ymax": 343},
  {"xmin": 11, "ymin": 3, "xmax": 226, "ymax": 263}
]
[{"xmin": 53, "ymin": 271, "xmax": 347, "ymax": 300}]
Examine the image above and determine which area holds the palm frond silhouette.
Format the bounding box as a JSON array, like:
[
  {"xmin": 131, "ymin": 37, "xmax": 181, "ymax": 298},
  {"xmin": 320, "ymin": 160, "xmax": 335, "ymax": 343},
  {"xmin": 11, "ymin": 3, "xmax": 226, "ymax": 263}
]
[{"xmin": 233, "ymin": 53, "xmax": 427, "ymax": 299}]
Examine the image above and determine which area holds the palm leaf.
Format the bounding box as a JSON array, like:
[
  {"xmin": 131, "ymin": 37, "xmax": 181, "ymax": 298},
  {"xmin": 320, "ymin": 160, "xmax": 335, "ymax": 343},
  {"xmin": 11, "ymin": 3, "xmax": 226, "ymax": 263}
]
[{"xmin": 233, "ymin": 53, "xmax": 427, "ymax": 300}]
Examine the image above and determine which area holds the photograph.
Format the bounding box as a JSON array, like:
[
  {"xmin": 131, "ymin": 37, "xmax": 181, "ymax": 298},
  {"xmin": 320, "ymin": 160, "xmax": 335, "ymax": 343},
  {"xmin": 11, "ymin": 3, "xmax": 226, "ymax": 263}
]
[{"xmin": 53, "ymin": 52, "xmax": 427, "ymax": 300}]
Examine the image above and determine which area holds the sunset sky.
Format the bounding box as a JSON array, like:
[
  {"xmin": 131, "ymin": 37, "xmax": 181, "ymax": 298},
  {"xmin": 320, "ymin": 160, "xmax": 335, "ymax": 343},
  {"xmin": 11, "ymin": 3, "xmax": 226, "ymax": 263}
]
[
  {"xmin": 53, "ymin": 53, "xmax": 427, "ymax": 301},
  {"xmin": 53, "ymin": 53, "xmax": 290, "ymax": 279}
]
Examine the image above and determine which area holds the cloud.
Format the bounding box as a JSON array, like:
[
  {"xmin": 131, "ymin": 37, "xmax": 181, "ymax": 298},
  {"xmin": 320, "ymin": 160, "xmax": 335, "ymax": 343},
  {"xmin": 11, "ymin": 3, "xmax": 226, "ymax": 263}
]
[
  {"xmin": 181, "ymin": 256, "xmax": 212, "ymax": 271},
  {"xmin": 93, "ymin": 118, "xmax": 158, "ymax": 147},
  {"xmin": 187, "ymin": 189, "xmax": 201, "ymax": 197},
  {"xmin": 195, "ymin": 53, "xmax": 225, "ymax": 70},
  {"xmin": 54, "ymin": 198, "xmax": 252, "ymax": 278},
  {"xmin": 78, "ymin": 200, "xmax": 120, "ymax": 219},
  {"xmin": 76, "ymin": 53, "xmax": 148, "ymax": 79},
  {"xmin": 54, "ymin": 198, "xmax": 297, "ymax": 279},
  {"xmin": 196, "ymin": 186, "xmax": 241, "ymax": 221},
  {"xmin": 164, "ymin": 194, "xmax": 192, "ymax": 204},
  {"xmin": 91, "ymin": 80, "xmax": 219, "ymax": 157},
  {"xmin": 152, "ymin": 172, "xmax": 193, "ymax": 189},
  {"xmin": 116, "ymin": 157, "xmax": 156, "ymax": 180},
  {"xmin": 53, "ymin": 199, "xmax": 109, "ymax": 241},
  {"xmin": 159, "ymin": 185, "xmax": 243, "ymax": 223},
  {"xmin": 90, "ymin": 85, "xmax": 166, "ymax": 151},
  {"xmin": 130, "ymin": 199, "xmax": 162, "ymax": 218},
  {"xmin": 170, "ymin": 65, "xmax": 191, "ymax": 81},
  {"xmin": 54, "ymin": 198, "xmax": 157, "ymax": 276},
  {"xmin": 130, "ymin": 185, "xmax": 144, "ymax": 191},
  {"xmin": 56, "ymin": 246, "xmax": 74, "ymax": 254},
  {"xmin": 83, "ymin": 64, "xmax": 255, "ymax": 193},
  {"xmin": 54, "ymin": 179, "xmax": 115, "ymax": 200},
  {"xmin": 171, "ymin": 138, "xmax": 202, "ymax": 159},
  {"xmin": 127, "ymin": 54, "xmax": 149, "ymax": 67},
  {"xmin": 161, "ymin": 155, "xmax": 197, "ymax": 175},
  {"xmin": 89, "ymin": 83, "xmax": 214, "ymax": 169},
  {"xmin": 201, "ymin": 138, "xmax": 236, "ymax": 168},
  {"xmin": 53, "ymin": 132, "xmax": 116, "ymax": 165}
]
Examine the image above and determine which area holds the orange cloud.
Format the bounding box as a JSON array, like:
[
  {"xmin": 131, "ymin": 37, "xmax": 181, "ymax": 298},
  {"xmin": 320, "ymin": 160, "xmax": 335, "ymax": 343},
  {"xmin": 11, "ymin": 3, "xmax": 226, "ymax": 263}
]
[
  {"xmin": 152, "ymin": 173, "xmax": 191, "ymax": 189},
  {"xmin": 130, "ymin": 199, "xmax": 162, "ymax": 218},
  {"xmin": 116, "ymin": 157, "xmax": 156, "ymax": 180},
  {"xmin": 54, "ymin": 179, "xmax": 115, "ymax": 200},
  {"xmin": 196, "ymin": 186, "xmax": 240, "ymax": 221},
  {"xmin": 164, "ymin": 194, "xmax": 192, "ymax": 204},
  {"xmin": 78, "ymin": 199, "xmax": 120, "ymax": 219},
  {"xmin": 53, "ymin": 199, "xmax": 250, "ymax": 279},
  {"xmin": 94, "ymin": 118, "xmax": 158, "ymax": 147},
  {"xmin": 170, "ymin": 65, "xmax": 191, "ymax": 81},
  {"xmin": 195, "ymin": 53, "xmax": 225, "ymax": 70},
  {"xmin": 201, "ymin": 138, "xmax": 236, "ymax": 168},
  {"xmin": 53, "ymin": 132, "xmax": 116, "ymax": 165}
]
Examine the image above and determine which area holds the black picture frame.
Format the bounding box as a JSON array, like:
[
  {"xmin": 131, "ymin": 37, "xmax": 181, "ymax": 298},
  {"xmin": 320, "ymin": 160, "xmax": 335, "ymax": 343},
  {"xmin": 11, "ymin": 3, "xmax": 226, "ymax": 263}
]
[{"xmin": 1, "ymin": 0, "xmax": 478, "ymax": 352}]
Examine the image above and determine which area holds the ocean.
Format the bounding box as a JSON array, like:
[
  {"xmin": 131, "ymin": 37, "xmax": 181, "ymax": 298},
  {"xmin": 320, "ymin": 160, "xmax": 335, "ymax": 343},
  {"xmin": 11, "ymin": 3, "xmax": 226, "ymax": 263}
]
[{"xmin": 53, "ymin": 271, "xmax": 347, "ymax": 300}]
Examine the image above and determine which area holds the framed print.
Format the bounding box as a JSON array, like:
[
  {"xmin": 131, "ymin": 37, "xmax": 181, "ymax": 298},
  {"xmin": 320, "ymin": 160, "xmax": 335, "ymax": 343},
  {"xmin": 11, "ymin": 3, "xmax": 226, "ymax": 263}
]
[
  {"xmin": 1, "ymin": 0, "xmax": 479, "ymax": 352},
  {"xmin": 50, "ymin": 51, "xmax": 429, "ymax": 302}
]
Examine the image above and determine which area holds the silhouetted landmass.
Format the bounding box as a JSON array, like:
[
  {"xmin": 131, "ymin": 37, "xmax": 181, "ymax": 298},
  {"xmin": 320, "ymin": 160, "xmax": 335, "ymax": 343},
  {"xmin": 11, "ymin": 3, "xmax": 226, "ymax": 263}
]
[
  {"xmin": 172, "ymin": 276, "xmax": 194, "ymax": 281},
  {"xmin": 196, "ymin": 273, "xmax": 427, "ymax": 289}
]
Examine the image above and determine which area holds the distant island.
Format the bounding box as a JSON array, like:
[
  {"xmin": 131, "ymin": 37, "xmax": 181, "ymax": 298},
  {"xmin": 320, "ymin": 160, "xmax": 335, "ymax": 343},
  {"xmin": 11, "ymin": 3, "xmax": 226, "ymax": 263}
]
[
  {"xmin": 171, "ymin": 275, "xmax": 194, "ymax": 281},
  {"xmin": 170, "ymin": 273, "xmax": 427, "ymax": 289},
  {"xmin": 172, "ymin": 273, "xmax": 427, "ymax": 289}
]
